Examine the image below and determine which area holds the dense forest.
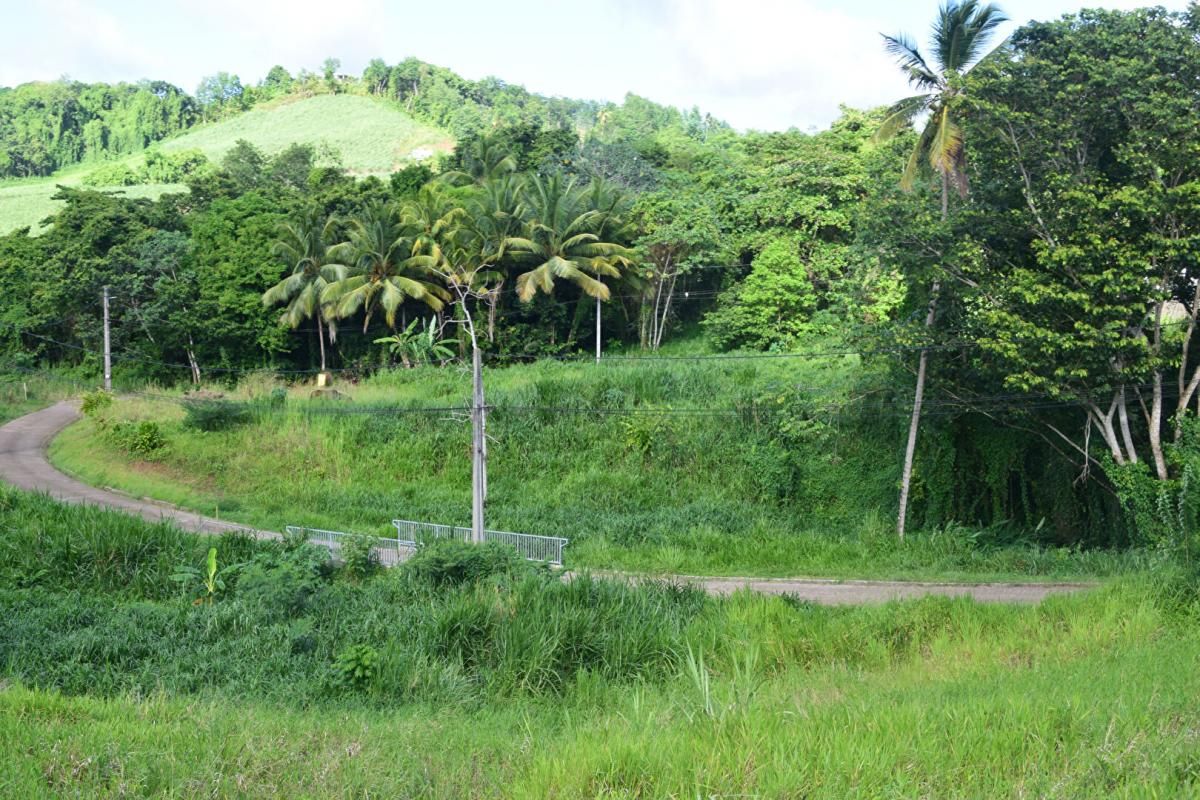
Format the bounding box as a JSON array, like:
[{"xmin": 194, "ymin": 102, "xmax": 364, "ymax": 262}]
[{"xmin": 2, "ymin": 5, "xmax": 1198, "ymax": 548}]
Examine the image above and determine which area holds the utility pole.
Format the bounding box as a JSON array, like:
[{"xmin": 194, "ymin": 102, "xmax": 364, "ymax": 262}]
[
  {"xmin": 470, "ymin": 343, "xmax": 486, "ymax": 543},
  {"xmin": 102, "ymin": 285, "xmax": 112, "ymax": 391}
]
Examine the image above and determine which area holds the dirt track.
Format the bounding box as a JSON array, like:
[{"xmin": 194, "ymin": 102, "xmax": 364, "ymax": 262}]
[{"xmin": 0, "ymin": 402, "xmax": 1094, "ymax": 605}]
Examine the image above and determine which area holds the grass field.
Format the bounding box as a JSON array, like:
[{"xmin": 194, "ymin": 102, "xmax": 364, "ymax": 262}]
[
  {"xmin": 0, "ymin": 170, "xmax": 183, "ymax": 235},
  {"xmin": 0, "ymin": 487, "xmax": 1197, "ymax": 797},
  {"xmin": 156, "ymin": 94, "xmax": 452, "ymax": 175},
  {"xmin": 48, "ymin": 360, "xmax": 1148, "ymax": 580},
  {"xmin": 0, "ymin": 93, "xmax": 452, "ymax": 235}
]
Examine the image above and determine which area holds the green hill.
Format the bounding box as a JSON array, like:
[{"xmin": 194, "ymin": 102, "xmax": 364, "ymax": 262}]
[
  {"xmin": 0, "ymin": 94, "xmax": 452, "ymax": 234},
  {"xmin": 155, "ymin": 94, "xmax": 452, "ymax": 175}
]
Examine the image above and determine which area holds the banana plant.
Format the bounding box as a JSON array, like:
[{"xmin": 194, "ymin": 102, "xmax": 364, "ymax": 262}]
[{"xmin": 170, "ymin": 546, "xmax": 241, "ymax": 605}]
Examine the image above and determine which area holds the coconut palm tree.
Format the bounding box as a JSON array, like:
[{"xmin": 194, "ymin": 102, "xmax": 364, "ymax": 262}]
[
  {"xmin": 262, "ymin": 207, "xmax": 346, "ymax": 372},
  {"xmin": 507, "ymin": 173, "xmax": 633, "ymax": 357},
  {"xmin": 321, "ymin": 202, "xmax": 449, "ymax": 332},
  {"xmin": 875, "ymin": 0, "xmax": 1007, "ymax": 538},
  {"xmin": 876, "ymin": 0, "xmax": 1008, "ymax": 214}
]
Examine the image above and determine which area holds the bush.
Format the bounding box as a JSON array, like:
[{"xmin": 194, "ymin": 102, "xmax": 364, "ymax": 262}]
[
  {"xmin": 105, "ymin": 420, "xmax": 166, "ymax": 456},
  {"xmin": 81, "ymin": 162, "xmax": 140, "ymax": 187},
  {"xmin": 339, "ymin": 535, "xmax": 381, "ymax": 581},
  {"xmin": 331, "ymin": 644, "xmax": 379, "ymax": 692},
  {"xmin": 181, "ymin": 399, "xmax": 251, "ymax": 431},
  {"xmin": 402, "ymin": 539, "xmax": 532, "ymax": 587},
  {"xmin": 80, "ymin": 389, "xmax": 114, "ymax": 417}
]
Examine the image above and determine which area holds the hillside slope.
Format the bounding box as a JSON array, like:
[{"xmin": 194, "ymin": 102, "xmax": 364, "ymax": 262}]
[
  {"xmin": 0, "ymin": 94, "xmax": 453, "ymax": 234},
  {"xmin": 156, "ymin": 94, "xmax": 452, "ymax": 175}
]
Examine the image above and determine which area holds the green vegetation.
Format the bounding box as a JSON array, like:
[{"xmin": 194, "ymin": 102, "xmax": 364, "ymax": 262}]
[
  {"xmin": 51, "ymin": 366, "xmax": 1144, "ymax": 580},
  {"xmin": 0, "ymin": 487, "xmax": 1197, "ymax": 796},
  {"xmin": 0, "ymin": 371, "xmax": 73, "ymax": 424}
]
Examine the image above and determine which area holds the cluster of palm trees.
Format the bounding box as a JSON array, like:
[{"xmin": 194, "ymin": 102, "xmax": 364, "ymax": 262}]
[{"xmin": 263, "ymin": 160, "xmax": 636, "ymax": 371}]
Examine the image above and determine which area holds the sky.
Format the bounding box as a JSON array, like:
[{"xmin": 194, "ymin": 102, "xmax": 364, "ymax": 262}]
[{"xmin": 0, "ymin": 0, "xmax": 1193, "ymax": 131}]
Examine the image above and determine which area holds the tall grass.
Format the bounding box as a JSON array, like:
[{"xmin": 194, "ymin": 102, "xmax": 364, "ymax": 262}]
[{"xmin": 0, "ymin": 371, "xmax": 77, "ymax": 423}]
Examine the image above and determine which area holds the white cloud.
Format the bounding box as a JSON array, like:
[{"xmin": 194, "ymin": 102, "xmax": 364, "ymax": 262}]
[{"xmin": 624, "ymin": 0, "xmax": 912, "ymax": 130}]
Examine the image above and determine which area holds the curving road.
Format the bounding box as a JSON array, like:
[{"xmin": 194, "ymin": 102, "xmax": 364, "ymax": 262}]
[{"xmin": 0, "ymin": 402, "xmax": 1095, "ymax": 605}]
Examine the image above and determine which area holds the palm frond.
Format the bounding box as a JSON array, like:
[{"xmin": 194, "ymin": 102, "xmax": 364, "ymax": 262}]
[
  {"xmin": 882, "ymin": 33, "xmax": 939, "ymax": 89},
  {"xmin": 874, "ymin": 94, "xmax": 933, "ymax": 142}
]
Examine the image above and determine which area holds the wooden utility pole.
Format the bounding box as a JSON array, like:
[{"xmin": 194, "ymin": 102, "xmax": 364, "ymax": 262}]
[{"xmin": 102, "ymin": 285, "xmax": 112, "ymax": 391}]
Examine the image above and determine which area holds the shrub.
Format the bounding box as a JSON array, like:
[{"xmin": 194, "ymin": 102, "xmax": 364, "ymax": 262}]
[
  {"xmin": 80, "ymin": 389, "xmax": 114, "ymax": 417},
  {"xmin": 105, "ymin": 420, "xmax": 166, "ymax": 456},
  {"xmin": 181, "ymin": 399, "xmax": 251, "ymax": 431},
  {"xmin": 81, "ymin": 162, "xmax": 140, "ymax": 187},
  {"xmin": 331, "ymin": 644, "xmax": 379, "ymax": 692},
  {"xmin": 338, "ymin": 535, "xmax": 381, "ymax": 581},
  {"xmin": 402, "ymin": 539, "xmax": 532, "ymax": 587}
]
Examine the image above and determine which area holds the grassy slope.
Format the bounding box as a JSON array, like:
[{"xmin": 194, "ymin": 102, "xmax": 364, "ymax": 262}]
[
  {"xmin": 0, "ymin": 168, "xmax": 182, "ymax": 235},
  {"xmin": 0, "ymin": 94, "xmax": 452, "ymax": 234},
  {"xmin": 157, "ymin": 94, "xmax": 452, "ymax": 174},
  {"xmin": 49, "ymin": 360, "xmax": 1141, "ymax": 580},
  {"xmin": 0, "ymin": 491, "xmax": 1196, "ymax": 797}
]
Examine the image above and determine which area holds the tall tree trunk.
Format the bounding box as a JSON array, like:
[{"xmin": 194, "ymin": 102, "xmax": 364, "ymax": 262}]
[
  {"xmin": 654, "ymin": 269, "xmax": 680, "ymax": 351},
  {"xmin": 897, "ymin": 170, "xmax": 950, "ymax": 538},
  {"xmin": 1117, "ymin": 386, "xmax": 1139, "ymax": 464},
  {"xmin": 896, "ymin": 280, "xmax": 939, "ymax": 539},
  {"xmin": 1149, "ymin": 370, "xmax": 1168, "ymax": 480},
  {"xmin": 186, "ymin": 334, "xmax": 201, "ymax": 385}
]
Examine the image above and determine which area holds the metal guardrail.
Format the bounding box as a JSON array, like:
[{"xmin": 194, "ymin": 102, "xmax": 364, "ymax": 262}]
[
  {"xmin": 392, "ymin": 519, "xmax": 569, "ymax": 565},
  {"xmin": 284, "ymin": 525, "xmax": 411, "ymax": 567}
]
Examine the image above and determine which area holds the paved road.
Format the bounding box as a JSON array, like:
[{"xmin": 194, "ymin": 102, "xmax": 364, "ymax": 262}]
[
  {"xmin": 0, "ymin": 402, "xmax": 274, "ymax": 540},
  {"xmin": 0, "ymin": 401, "xmax": 1094, "ymax": 605}
]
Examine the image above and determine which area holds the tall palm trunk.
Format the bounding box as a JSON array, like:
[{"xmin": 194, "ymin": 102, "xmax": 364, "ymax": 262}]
[{"xmin": 897, "ymin": 171, "xmax": 949, "ymax": 538}]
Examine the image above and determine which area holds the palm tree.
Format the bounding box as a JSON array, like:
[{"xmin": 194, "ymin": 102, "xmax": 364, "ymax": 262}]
[
  {"xmin": 321, "ymin": 202, "xmax": 449, "ymax": 332},
  {"xmin": 262, "ymin": 207, "xmax": 346, "ymax": 373},
  {"xmin": 437, "ymin": 132, "xmax": 518, "ymax": 188},
  {"xmin": 876, "ymin": 0, "xmax": 1007, "ymax": 537},
  {"xmin": 507, "ymin": 173, "xmax": 633, "ymax": 358}
]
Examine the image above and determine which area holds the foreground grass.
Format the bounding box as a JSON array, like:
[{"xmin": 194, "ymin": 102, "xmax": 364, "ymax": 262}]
[
  {"xmin": 1, "ymin": 487, "xmax": 1198, "ymax": 796},
  {"xmin": 0, "ymin": 487, "xmax": 1196, "ymax": 796},
  {"xmin": 5, "ymin": 628, "xmax": 1199, "ymax": 798},
  {"xmin": 49, "ymin": 360, "xmax": 1146, "ymax": 581}
]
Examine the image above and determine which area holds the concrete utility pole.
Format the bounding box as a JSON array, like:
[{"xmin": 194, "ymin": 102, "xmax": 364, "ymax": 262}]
[
  {"xmin": 102, "ymin": 285, "xmax": 112, "ymax": 391},
  {"xmin": 471, "ymin": 344, "xmax": 486, "ymax": 543},
  {"xmin": 595, "ymin": 296, "xmax": 602, "ymax": 365}
]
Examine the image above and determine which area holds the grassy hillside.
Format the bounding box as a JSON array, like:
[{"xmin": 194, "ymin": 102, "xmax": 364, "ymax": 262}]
[
  {"xmin": 0, "ymin": 94, "xmax": 452, "ymax": 234},
  {"xmin": 50, "ymin": 357, "xmax": 1141, "ymax": 580},
  {"xmin": 0, "ymin": 488, "xmax": 1197, "ymax": 797},
  {"xmin": 156, "ymin": 94, "xmax": 452, "ymax": 174},
  {"xmin": 0, "ymin": 169, "xmax": 182, "ymax": 235}
]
